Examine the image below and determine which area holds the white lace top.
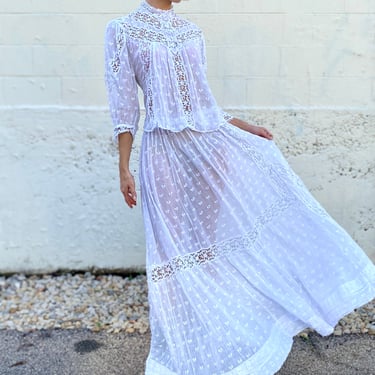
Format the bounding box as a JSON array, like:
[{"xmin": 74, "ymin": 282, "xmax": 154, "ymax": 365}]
[{"xmin": 104, "ymin": 0, "xmax": 233, "ymax": 141}]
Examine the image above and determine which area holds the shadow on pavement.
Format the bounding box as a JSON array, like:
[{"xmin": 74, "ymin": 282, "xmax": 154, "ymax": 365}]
[{"xmin": 0, "ymin": 330, "xmax": 374, "ymax": 375}]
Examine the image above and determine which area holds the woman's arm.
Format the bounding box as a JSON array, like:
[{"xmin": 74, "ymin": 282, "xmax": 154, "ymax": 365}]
[
  {"xmin": 118, "ymin": 132, "xmax": 137, "ymax": 209},
  {"xmin": 104, "ymin": 21, "xmax": 140, "ymax": 208},
  {"xmin": 228, "ymin": 117, "xmax": 273, "ymax": 140},
  {"xmin": 104, "ymin": 21, "xmax": 140, "ymax": 143}
]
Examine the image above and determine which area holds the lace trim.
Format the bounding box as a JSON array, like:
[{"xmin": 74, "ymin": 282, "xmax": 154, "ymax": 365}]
[
  {"xmin": 222, "ymin": 110, "xmax": 234, "ymax": 122},
  {"xmin": 140, "ymin": 0, "xmax": 175, "ymax": 16},
  {"xmin": 149, "ymin": 125, "xmax": 330, "ymax": 282},
  {"xmin": 113, "ymin": 124, "xmax": 134, "ymax": 142},
  {"xmin": 135, "ymin": 7, "xmax": 187, "ymax": 29},
  {"xmin": 225, "ymin": 125, "xmax": 330, "ymax": 219},
  {"xmin": 173, "ymin": 52, "xmax": 193, "ymax": 125},
  {"xmin": 109, "ymin": 26, "xmax": 126, "ymax": 74},
  {"xmin": 122, "ymin": 22, "xmax": 202, "ymax": 46},
  {"xmin": 150, "ymin": 195, "xmax": 296, "ymax": 283},
  {"xmin": 138, "ymin": 43, "xmax": 154, "ymax": 121}
]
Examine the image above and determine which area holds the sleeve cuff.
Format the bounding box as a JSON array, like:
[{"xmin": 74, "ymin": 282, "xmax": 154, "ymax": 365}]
[
  {"xmin": 221, "ymin": 110, "xmax": 234, "ymax": 122},
  {"xmin": 113, "ymin": 124, "xmax": 135, "ymax": 143}
]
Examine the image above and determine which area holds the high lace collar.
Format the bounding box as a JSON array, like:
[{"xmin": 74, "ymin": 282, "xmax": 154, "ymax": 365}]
[{"xmin": 141, "ymin": 0, "xmax": 175, "ymax": 16}]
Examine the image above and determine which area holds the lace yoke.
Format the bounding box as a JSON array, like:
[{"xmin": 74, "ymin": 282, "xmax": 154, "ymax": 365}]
[{"xmin": 104, "ymin": 0, "xmax": 232, "ymax": 141}]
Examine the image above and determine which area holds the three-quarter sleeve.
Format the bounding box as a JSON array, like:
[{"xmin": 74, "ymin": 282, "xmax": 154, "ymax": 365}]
[{"xmin": 104, "ymin": 20, "xmax": 140, "ymax": 142}]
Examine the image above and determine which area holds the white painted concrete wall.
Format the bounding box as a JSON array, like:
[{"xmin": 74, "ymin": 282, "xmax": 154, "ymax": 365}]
[{"xmin": 0, "ymin": 0, "xmax": 374, "ymax": 273}]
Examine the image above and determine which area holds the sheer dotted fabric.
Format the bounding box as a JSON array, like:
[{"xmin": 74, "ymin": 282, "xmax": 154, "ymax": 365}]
[
  {"xmin": 104, "ymin": 2, "xmax": 375, "ymax": 374},
  {"xmin": 141, "ymin": 124, "xmax": 375, "ymax": 374}
]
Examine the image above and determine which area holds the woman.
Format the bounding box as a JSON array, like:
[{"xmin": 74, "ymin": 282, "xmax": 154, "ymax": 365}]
[{"xmin": 104, "ymin": 0, "xmax": 375, "ymax": 374}]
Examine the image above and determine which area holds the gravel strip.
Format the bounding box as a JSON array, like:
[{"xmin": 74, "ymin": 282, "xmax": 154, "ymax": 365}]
[
  {"xmin": 0, "ymin": 273, "xmax": 149, "ymax": 334},
  {"xmin": 0, "ymin": 273, "xmax": 374, "ymax": 336}
]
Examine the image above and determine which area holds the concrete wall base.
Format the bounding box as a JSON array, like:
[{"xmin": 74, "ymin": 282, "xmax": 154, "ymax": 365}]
[{"xmin": 1, "ymin": 106, "xmax": 373, "ymax": 274}]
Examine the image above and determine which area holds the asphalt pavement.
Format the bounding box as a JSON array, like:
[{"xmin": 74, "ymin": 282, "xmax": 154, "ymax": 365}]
[{"xmin": 0, "ymin": 329, "xmax": 374, "ymax": 375}]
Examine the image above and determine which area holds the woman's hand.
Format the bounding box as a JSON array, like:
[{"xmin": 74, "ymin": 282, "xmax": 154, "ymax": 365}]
[
  {"xmin": 120, "ymin": 172, "xmax": 137, "ymax": 209},
  {"xmin": 228, "ymin": 117, "xmax": 273, "ymax": 140},
  {"xmin": 118, "ymin": 132, "xmax": 136, "ymax": 208},
  {"xmin": 246, "ymin": 124, "xmax": 273, "ymax": 140}
]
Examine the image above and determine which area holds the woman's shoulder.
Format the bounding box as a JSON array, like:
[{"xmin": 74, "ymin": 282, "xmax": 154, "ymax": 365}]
[
  {"xmin": 105, "ymin": 10, "xmax": 204, "ymax": 45},
  {"xmin": 105, "ymin": 14, "xmax": 132, "ymax": 33}
]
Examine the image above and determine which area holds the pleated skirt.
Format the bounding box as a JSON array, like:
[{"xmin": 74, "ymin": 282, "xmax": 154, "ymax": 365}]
[{"xmin": 139, "ymin": 122, "xmax": 375, "ymax": 375}]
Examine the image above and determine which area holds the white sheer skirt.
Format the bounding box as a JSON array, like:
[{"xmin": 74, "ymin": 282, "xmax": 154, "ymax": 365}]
[{"xmin": 139, "ymin": 123, "xmax": 375, "ymax": 375}]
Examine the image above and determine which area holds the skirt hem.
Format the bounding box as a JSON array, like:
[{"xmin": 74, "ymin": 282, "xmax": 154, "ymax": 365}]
[{"xmin": 145, "ymin": 267, "xmax": 375, "ymax": 374}]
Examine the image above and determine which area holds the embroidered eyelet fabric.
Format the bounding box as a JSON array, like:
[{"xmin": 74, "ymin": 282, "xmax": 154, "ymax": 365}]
[
  {"xmin": 104, "ymin": 2, "xmax": 375, "ymax": 374},
  {"xmin": 104, "ymin": 0, "xmax": 232, "ymax": 142}
]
